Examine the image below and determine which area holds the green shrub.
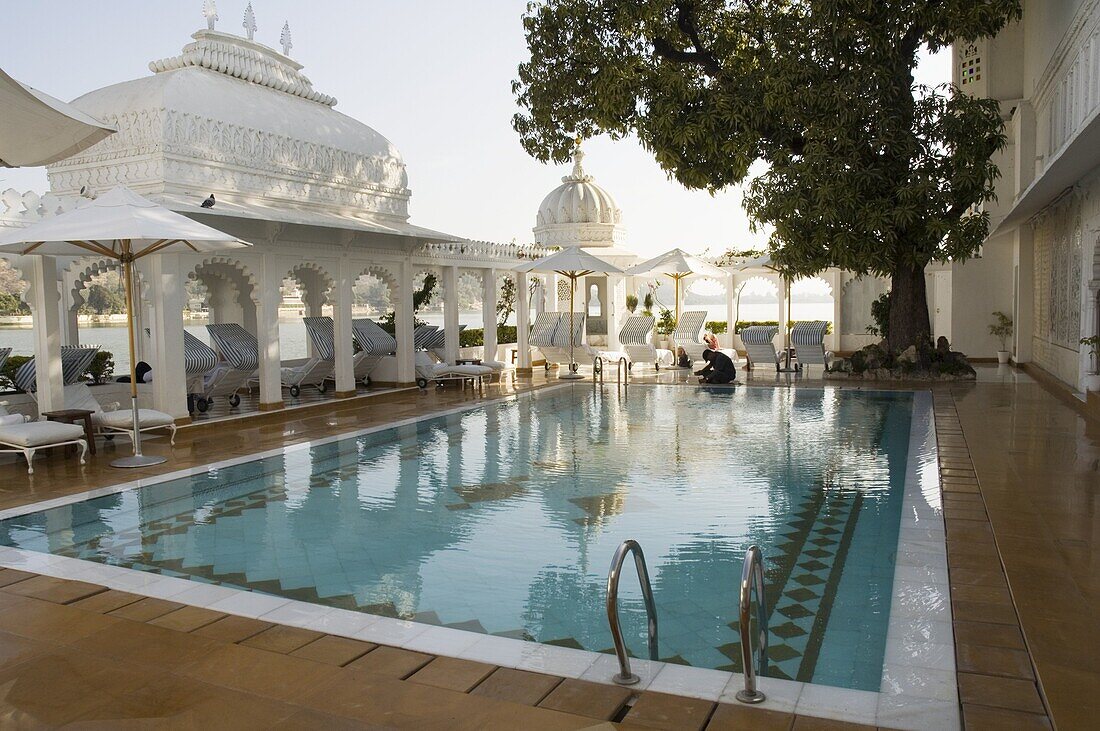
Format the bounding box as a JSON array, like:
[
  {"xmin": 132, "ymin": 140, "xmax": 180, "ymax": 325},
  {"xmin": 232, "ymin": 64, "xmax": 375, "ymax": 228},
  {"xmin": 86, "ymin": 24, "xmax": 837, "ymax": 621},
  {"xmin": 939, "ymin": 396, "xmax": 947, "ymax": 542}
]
[
  {"xmin": 732, "ymin": 320, "xmax": 833, "ymax": 335},
  {"xmin": 87, "ymin": 351, "xmax": 115, "ymax": 384},
  {"xmin": 0, "ymin": 355, "xmax": 30, "ymax": 391},
  {"xmin": 866, "ymin": 292, "xmax": 890, "ymax": 339},
  {"xmin": 656, "ymin": 308, "xmax": 676, "ymax": 335},
  {"xmin": 705, "ymin": 320, "xmax": 728, "ymax": 334},
  {"xmin": 459, "ymin": 325, "xmax": 520, "ymax": 349}
]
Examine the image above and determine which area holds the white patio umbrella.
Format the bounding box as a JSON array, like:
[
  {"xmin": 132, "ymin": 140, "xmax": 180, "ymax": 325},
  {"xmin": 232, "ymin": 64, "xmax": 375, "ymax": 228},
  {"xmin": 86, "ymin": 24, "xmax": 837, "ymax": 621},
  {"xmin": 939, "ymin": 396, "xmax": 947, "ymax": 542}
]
[
  {"xmin": 515, "ymin": 248, "xmax": 623, "ymax": 380},
  {"xmin": 625, "ymin": 248, "xmax": 728, "ymax": 322},
  {"xmin": 740, "ymin": 253, "xmax": 797, "ymax": 372},
  {"xmin": 0, "ymin": 186, "xmax": 250, "ymax": 468},
  {"xmin": 0, "ymin": 66, "xmax": 115, "ymax": 167}
]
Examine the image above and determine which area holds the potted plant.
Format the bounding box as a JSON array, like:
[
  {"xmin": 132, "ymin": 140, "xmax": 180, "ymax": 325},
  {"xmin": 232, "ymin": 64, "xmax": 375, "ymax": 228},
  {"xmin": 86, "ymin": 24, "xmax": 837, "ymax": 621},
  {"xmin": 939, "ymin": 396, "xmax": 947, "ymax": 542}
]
[
  {"xmin": 642, "ymin": 292, "xmax": 654, "ymax": 318},
  {"xmin": 988, "ymin": 311, "xmax": 1013, "ymax": 364},
  {"xmin": 625, "ymin": 293, "xmax": 638, "ymax": 314},
  {"xmin": 1080, "ymin": 335, "xmax": 1100, "ymax": 391}
]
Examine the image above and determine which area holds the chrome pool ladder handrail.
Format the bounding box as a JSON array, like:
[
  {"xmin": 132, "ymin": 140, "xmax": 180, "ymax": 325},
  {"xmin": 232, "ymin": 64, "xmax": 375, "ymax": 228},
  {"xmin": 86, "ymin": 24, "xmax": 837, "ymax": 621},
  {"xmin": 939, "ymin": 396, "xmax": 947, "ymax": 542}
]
[
  {"xmin": 735, "ymin": 545, "xmax": 768, "ymax": 704},
  {"xmin": 606, "ymin": 539, "xmax": 659, "ymax": 685},
  {"xmin": 593, "ymin": 355, "xmax": 605, "ymax": 382},
  {"xmin": 617, "ymin": 356, "xmax": 629, "ymax": 385}
]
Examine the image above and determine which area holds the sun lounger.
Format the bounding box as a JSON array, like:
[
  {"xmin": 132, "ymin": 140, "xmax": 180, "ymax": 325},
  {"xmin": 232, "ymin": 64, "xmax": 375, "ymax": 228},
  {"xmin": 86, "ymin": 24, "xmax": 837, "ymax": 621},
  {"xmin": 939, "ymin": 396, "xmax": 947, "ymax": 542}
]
[
  {"xmin": 12, "ymin": 345, "xmax": 100, "ymax": 394},
  {"xmin": 184, "ymin": 331, "xmax": 247, "ymax": 413},
  {"xmin": 414, "ymin": 351, "xmax": 490, "ymax": 392},
  {"xmin": 671, "ymin": 311, "xmax": 708, "ymax": 363},
  {"xmin": 791, "ymin": 321, "xmax": 832, "ymax": 374},
  {"xmin": 413, "ymin": 325, "xmax": 440, "ymax": 351},
  {"xmin": 540, "ymin": 312, "xmax": 596, "ymax": 373},
  {"xmin": 617, "ymin": 316, "xmax": 673, "ymax": 371},
  {"xmin": 529, "ymin": 312, "xmax": 563, "ymax": 372},
  {"xmin": 0, "ymin": 409, "xmax": 87, "ymax": 473},
  {"xmin": 352, "ymin": 318, "xmax": 397, "ymax": 386},
  {"xmin": 62, "ymin": 382, "xmax": 177, "ymax": 447},
  {"xmin": 740, "ymin": 325, "xmax": 781, "ymax": 372},
  {"xmin": 210, "ymin": 323, "xmax": 328, "ymax": 398},
  {"xmin": 203, "ymin": 323, "xmax": 261, "ymax": 410}
]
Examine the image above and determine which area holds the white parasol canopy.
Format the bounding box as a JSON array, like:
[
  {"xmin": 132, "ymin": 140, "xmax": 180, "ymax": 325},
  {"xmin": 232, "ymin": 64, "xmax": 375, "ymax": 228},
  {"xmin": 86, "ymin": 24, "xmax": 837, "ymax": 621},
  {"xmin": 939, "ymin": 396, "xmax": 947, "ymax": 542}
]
[
  {"xmin": 0, "ymin": 186, "xmax": 250, "ymax": 467},
  {"xmin": 0, "ymin": 66, "xmax": 115, "ymax": 167},
  {"xmin": 626, "ymin": 248, "xmax": 728, "ymax": 321},
  {"xmin": 515, "ymin": 248, "xmax": 622, "ymax": 379}
]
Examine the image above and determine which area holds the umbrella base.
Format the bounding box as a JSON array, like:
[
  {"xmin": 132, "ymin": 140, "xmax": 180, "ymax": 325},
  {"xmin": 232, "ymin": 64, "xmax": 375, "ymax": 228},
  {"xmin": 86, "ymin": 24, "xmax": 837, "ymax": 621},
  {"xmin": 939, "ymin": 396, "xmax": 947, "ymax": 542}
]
[
  {"xmin": 558, "ymin": 372, "xmax": 585, "ymax": 380},
  {"xmin": 111, "ymin": 454, "xmax": 168, "ymax": 469}
]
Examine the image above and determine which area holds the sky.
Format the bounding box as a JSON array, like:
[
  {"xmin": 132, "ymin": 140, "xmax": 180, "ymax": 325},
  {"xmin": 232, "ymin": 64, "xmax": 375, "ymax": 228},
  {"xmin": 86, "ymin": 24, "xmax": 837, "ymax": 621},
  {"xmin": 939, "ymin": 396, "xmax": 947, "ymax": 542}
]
[{"xmin": 1, "ymin": 1, "xmax": 951, "ymax": 261}]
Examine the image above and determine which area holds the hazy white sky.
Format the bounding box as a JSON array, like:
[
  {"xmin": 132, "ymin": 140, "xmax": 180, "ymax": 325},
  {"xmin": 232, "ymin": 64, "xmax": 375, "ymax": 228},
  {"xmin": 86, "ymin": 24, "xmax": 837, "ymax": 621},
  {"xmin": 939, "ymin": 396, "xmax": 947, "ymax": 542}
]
[{"xmin": 1, "ymin": 1, "xmax": 950, "ymax": 260}]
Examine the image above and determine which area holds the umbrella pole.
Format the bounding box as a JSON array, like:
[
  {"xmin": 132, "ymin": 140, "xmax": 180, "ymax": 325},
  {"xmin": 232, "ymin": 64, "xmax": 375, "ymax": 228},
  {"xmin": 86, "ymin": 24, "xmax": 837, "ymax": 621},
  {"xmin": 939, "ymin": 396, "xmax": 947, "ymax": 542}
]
[
  {"xmin": 560, "ymin": 274, "xmax": 583, "ymax": 380},
  {"xmin": 111, "ymin": 249, "xmax": 167, "ymax": 468}
]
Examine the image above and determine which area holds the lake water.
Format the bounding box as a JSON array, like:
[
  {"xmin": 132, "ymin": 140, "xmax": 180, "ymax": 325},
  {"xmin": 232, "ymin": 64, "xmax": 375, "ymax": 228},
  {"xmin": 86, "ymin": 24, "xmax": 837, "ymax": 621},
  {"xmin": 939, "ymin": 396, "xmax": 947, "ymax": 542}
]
[{"xmin": 0, "ymin": 303, "xmax": 830, "ymax": 376}]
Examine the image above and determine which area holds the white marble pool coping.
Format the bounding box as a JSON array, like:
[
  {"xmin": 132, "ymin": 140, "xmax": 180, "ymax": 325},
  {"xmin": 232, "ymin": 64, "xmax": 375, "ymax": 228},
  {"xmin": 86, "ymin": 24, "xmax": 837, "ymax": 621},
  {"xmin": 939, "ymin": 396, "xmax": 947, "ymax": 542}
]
[{"xmin": 0, "ymin": 386, "xmax": 956, "ymax": 730}]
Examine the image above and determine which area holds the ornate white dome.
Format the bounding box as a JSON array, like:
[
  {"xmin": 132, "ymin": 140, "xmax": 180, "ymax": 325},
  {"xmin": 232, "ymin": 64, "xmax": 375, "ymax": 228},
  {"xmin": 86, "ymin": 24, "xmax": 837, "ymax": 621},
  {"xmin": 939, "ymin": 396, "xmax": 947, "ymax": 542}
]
[
  {"xmin": 46, "ymin": 29, "xmax": 411, "ymax": 222},
  {"xmin": 533, "ymin": 147, "xmax": 626, "ymax": 248}
]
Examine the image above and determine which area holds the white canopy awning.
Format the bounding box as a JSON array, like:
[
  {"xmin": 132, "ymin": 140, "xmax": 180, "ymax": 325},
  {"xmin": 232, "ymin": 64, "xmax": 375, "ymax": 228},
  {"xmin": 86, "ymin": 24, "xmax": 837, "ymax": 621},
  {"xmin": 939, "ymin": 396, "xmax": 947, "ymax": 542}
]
[
  {"xmin": 0, "ymin": 67, "xmax": 115, "ymax": 168},
  {"xmin": 514, "ymin": 247, "xmax": 623, "ymax": 276}
]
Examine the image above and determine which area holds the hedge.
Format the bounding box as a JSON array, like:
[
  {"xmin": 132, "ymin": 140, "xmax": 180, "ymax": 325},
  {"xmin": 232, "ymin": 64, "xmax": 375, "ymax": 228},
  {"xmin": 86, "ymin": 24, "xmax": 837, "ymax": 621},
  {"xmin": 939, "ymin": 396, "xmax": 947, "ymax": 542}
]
[
  {"xmin": 731, "ymin": 320, "xmax": 834, "ymax": 335},
  {"xmin": 460, "ymin": 325, "xmax": 518, "ymax": 348}
]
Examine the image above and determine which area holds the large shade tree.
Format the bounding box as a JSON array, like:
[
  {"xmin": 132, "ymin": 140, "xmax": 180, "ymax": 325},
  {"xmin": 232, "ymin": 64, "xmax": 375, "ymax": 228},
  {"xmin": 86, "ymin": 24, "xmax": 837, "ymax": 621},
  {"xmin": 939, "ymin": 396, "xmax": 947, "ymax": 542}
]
[{"xmin": 513, "ymin": 0, "xmax": 1021, "ymax": 351}]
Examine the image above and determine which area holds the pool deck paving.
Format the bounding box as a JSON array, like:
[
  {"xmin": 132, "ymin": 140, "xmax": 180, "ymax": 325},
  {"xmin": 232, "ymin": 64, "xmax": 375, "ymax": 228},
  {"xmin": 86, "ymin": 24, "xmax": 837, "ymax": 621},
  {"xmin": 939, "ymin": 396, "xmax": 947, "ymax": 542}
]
[{"xmin": 0, "ymin": 364, "xmax": 1088, "ymax": 728}]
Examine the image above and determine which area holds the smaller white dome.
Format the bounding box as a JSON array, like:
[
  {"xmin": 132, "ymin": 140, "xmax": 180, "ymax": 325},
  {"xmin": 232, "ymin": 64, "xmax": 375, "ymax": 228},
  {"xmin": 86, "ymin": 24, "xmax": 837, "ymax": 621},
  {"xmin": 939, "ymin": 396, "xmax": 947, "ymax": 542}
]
[{"xmin": 533, "ymin": 147, "xmax": 626, "ymax": 249}]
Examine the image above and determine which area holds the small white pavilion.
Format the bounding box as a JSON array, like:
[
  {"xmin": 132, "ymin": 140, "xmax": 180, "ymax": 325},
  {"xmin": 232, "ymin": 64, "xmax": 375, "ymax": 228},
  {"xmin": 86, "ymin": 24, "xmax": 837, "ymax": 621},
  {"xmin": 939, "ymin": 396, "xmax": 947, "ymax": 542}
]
[{"xmin": 0, "ymin": 15, "xmax": 549, "ymax": 421}]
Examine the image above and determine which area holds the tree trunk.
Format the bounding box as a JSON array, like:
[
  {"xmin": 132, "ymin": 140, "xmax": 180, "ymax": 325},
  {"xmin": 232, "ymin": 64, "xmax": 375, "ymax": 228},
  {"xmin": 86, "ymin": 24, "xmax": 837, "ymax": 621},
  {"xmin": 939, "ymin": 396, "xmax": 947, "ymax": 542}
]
[{"xmin": 887, "ymin": 261, "xmax": 931, "ymax": 353}]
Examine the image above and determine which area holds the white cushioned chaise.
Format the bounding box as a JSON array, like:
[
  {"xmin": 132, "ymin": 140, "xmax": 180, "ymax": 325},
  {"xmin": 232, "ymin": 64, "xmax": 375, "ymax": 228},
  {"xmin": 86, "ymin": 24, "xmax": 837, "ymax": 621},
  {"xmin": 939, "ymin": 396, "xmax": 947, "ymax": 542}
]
[{"xmin": 0, "ymin": 407, "xmax": 87, "ymax": 474}]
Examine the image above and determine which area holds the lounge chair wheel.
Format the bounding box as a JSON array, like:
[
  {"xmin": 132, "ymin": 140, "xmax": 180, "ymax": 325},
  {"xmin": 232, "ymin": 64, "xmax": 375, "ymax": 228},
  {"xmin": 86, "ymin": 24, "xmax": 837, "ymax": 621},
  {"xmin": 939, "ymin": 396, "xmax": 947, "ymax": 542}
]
[
  {"xmin": 416, "ymin": 378, "xmax": 428, "ymax": 389},
  {"xmin": 196, "ymin": 397, "xmax": 210, "ymax": 413},
  {"xmin": 653, "ymin": 363, "xmax": 658, "ymax": 371},
  {"xmin": 570, "ymin": 362, "xmax": 579, "ymax": 374},
  {"xmin": 363, "ymin": 375, "xmax": 371, "ymax": 387},
  {"xmin": 317, "ymin": 382, "xmax": 327, "ymax": 393},
  {"xmin": 544, "ymin": 363, "xmax": 550, "ymax": 373},
  {"xmin": 289, "ymin": 385, "xmax": 301, "ymax": 398},
  {"xmin": 228, "ymin": 394, "xmax": 241, "ymax": 408}
]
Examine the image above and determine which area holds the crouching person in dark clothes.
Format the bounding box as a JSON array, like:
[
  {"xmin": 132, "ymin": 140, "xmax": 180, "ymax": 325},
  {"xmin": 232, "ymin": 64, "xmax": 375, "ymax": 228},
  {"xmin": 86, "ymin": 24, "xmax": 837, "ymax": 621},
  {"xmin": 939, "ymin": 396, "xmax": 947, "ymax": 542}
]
[{"xmin": 695, "ymin": 349, "xmax": 736, "ymax": 384}]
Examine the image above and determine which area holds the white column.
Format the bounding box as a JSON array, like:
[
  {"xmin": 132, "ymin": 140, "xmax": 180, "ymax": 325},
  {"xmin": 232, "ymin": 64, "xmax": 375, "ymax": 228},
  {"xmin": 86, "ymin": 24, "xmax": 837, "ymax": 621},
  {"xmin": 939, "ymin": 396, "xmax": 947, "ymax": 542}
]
[
  {"xmin": 482, "ymin": 269, "xmax": 498, "ymax": 362},
  {"xmin": 1015, "ymin": 227, "xmax": 1034, "ymax": 363},
  {"xmin": 442, "ymin": 265, "xmax": 459, "ymax": 365},
  {"xmin": 395, "ymin": 260, "xmax": 416, "ymax": 384},
  {"xmin": 334, "ymin": 257, "xmax": 356, "ymax": 395},
  {"xmin": 60, "ymin": 279, "xmax": 79, "ymax": 347},
  {"xmin": 516, "ymin": 271, "xmax": 532, "ymax": 371},
  {"xmin": 828, "ymin": 269, "xmax": 843, "ymax": 352},
  {"xmin": 149, "ymin": 253, "xmax": 188, "ymax": 420},
  {"xmin": 606, "ymin": 274, "xmax": 624, "ymax": 352},
  {"xmin": 726, "ymin": 274, "xmax": 736, "ymax": 351},
  {"xmin": 257, "ymin": 255, "xmax": 283, "ymax": 409},
  {"xmin": 22, "ymin": 256, "xmax": 64, "ymax": 414}
]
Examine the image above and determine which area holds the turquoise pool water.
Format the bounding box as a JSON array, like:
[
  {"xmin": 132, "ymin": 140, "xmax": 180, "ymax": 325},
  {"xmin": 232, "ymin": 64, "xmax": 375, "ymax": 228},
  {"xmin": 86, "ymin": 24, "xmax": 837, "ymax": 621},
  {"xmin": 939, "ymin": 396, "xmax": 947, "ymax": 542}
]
[{"xmin": 0, "ymin": 385, "xmax": 913, "ymax": 691}]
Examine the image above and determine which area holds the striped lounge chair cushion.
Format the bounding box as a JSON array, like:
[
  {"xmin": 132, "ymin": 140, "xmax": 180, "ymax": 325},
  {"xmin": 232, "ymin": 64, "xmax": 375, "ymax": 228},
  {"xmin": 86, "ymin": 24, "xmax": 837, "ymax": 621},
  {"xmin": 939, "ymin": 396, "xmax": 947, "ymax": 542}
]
[
  {"xmin": 206, "ymin": 324, "xmax": 260, "ymax": 371},
  {"xmin": 619, "ymin": 316, "xmax": 655, "ymax": 346},
  {"xmin": 529, "ymin": 312, "xmax": 561, "ymax": 348},
  {"xmin": 740, "ymin": 326, "xmax": 779, "ymax": 345},
  {"xmin": 183, "ymin": 332, "xmax": 219, "ymax": 377},
  {"xmin": 352, "ymin": 319, "xmax": 397, "ymax": 355},
  {"xmin": 303, "ymin": 317, "xmax": 337, "ymax": 362},
  {"xmin": 791, "ymin": 321, "xmax": 829, "ymax": 346}
]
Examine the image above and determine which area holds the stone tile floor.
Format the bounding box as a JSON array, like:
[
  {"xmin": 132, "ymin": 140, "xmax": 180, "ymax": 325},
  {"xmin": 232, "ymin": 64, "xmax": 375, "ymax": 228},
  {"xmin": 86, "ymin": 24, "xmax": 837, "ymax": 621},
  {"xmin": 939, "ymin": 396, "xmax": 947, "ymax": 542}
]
[{"xmin": 0, "ymin": 364, "xmax": 1088, "ymax": 728}]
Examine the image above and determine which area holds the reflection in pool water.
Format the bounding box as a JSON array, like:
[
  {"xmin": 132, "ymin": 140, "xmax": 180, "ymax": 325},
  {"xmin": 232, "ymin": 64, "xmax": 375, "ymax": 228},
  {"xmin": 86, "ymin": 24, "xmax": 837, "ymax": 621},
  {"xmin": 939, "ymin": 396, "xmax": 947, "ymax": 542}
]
[{"xmin": 0, "ymin": 385, "xmax": 912, "ymax": 691}]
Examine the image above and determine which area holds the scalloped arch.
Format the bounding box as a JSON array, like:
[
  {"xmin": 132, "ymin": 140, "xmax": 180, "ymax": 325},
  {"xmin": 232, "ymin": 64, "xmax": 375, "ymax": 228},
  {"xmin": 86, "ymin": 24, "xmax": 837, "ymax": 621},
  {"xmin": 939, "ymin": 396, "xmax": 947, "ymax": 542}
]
[
  {"xmin": 189, "ymin": 257, "xmax": 259, "ymax": 305},
  {"xmin": 285, "ymin": 261, "xmax": 335, "ymax": 306}
]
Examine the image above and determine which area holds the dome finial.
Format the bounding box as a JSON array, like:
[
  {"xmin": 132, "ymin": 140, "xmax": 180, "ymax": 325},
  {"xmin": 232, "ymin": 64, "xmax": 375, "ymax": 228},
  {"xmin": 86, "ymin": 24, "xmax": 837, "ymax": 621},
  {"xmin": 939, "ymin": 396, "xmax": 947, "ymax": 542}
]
[
  {"xmin": 566, "ymin": 138, "xmax": 590, "ymax": 183},
  {"xmin": 202, "ymin": 0, "xmax": 218, "ymax": 30},
  {"xmin": 280, "ymin": 21, "xmax": 293, "ymax": 56},
  {"xmin": 243, "ymin": 2, "xmax": 257, "ymax": 41}
]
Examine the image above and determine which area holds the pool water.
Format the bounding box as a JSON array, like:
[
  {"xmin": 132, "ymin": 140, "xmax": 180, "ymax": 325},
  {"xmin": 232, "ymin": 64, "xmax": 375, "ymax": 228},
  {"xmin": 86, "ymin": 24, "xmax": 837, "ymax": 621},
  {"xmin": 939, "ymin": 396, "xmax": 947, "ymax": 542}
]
[{"xmin": 0, "ymin": 385, "xmax": 913, "ymax": 691}]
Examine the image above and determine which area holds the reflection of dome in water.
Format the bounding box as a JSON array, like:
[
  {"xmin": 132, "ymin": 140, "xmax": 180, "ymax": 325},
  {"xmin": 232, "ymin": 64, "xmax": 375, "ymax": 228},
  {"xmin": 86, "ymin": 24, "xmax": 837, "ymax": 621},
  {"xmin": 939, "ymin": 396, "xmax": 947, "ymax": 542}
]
[{"xmin": 533, "ymin": 147, "xmax": 627, "ymax": 249}]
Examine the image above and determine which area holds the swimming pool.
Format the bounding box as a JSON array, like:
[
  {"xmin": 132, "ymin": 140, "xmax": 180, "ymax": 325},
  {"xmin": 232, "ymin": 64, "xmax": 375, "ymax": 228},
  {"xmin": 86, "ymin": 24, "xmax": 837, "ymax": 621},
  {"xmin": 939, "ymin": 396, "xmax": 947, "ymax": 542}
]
[{"xmin": 0, "ymin": 385, "xmax": 921, "ymax": 694}]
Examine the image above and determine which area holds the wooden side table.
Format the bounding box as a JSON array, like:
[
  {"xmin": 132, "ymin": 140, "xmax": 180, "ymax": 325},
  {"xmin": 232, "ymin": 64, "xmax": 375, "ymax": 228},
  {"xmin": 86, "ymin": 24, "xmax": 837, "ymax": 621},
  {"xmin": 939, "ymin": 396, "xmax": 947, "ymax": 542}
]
[{"xmin": 41, "ymin": 409, "xmax": 97, "ymax": 454}]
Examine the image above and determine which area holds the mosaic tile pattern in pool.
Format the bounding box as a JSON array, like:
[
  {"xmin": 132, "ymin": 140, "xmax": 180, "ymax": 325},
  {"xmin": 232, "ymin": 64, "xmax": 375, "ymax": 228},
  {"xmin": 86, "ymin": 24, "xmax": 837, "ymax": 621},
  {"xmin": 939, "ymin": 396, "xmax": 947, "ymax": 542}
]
[{"xmin": 0, "ymin": 386, "xmax": 913, "ymax": 691}]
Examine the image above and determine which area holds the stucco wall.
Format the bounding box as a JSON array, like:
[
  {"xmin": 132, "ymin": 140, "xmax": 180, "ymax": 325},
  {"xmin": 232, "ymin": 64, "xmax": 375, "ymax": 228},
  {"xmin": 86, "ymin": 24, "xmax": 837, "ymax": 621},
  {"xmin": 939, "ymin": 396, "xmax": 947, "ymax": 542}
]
[{"xmin": 950, "ymin": 240, "xmax": 1016, "ymax": 358}]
